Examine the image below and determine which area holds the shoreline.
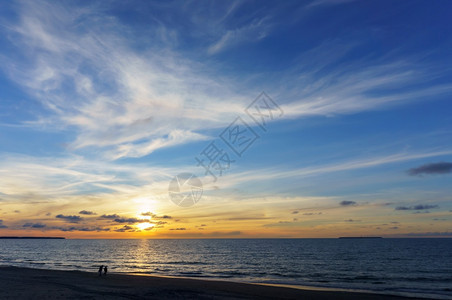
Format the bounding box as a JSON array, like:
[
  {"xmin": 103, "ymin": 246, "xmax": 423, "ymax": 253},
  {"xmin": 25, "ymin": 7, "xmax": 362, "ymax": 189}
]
[
  {"xmin": 125, "ymin": 272, "xmax": 441, "ymax": 300},
  {"xmin": 0, "ymin": 266, "xmax": 426, "ymax": 299}
]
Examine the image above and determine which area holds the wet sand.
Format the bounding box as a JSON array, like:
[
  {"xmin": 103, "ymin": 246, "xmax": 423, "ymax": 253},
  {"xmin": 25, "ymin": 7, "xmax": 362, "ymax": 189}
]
[{"xmin": 0, "ymin": 266, "xmax": 423, "ymax": 299}]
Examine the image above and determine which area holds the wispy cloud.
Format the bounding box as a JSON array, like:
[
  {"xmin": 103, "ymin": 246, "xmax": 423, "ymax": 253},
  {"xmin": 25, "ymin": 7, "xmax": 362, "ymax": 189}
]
[
  {"xmin": 213, "ymin": 150, "xmax": 452, "ymax": 189},
  {"xmin": 1, "ymin": 1, "xmax": 247, "ymax": 160},
  {"xmin": 207, "ymin": 17, "xmax": 272, "ymax": 55},
  {"xmin": 2, "ymin": 1, "xmax": 451, "ymax": 162}
]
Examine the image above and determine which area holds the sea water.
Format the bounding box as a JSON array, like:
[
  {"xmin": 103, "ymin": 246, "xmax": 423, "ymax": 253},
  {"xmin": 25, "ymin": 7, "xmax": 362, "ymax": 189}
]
[{"xmin": 0, "ymin": 238, "xmax": 451, "ymax": 299}]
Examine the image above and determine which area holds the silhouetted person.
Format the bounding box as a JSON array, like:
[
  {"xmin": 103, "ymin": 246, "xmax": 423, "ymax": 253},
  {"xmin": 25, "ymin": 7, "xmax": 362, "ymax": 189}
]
[
  {"xmin": 103, "ymin": 266, "xmax": 108, "ymax": 276},
  {"xmin": 98, "ymin": 265, "xmax": 103, "ymax": 276}
]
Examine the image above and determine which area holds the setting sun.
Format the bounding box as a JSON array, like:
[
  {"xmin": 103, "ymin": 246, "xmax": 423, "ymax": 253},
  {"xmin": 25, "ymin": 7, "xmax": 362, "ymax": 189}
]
[{"xmin": 136, "ymin": 222, "xmax": 154, "ymax": 231}]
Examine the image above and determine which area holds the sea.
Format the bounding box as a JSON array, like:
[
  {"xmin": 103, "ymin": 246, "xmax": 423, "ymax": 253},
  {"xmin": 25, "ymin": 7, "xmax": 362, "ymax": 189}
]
[{"xmin": 0, "ymin": 238, "xmax": 451, "ymax": 299}]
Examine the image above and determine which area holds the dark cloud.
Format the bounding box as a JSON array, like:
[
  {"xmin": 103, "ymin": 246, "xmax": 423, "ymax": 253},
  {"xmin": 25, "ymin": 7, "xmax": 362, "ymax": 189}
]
[
  {"xmin": 56, "ymin": 214, "xmax": 82, "ymax": 223},
  {"xmin": 114, "ymin": 225, "xmax": 137, "ymax": 232},
  {"xmin": 169, "ymin": 228, "xmax": 186, "ymax": 230},
  {"xmin": 99, "ymin": 214, "xmax": 121, "ymax": 219},
  {"xmin": 79, "ymin": 210, "xmax": 96, "ymax": 215},
  {"xmin": 413, "ymin": 204, "xmax": 438, "ymax": 210},
  {"xmin": 14, "ymin": 210, "xmax": 20, "ymax": 213},
  {"xmin": 390, "ymin": 226, "xmax": 399, "ymax": 230},
  {"xmin": 153, "ymin": 221, "xmax": 167, "ymax": 226},
  {"xmin": 292, "ymin": 211, "xmax": 299, "ymax": 214},
  {"xmin": 114, "ymin": 217, "xmax": 148, "ymax": 224},
  {"xmin": 303, "ymin": 212, "xmax": 322, "ymax": 215},
  {"xmin": 141, "ymin": 212, "xmax": 172, "ymax": 219},
  {"xmin": 395, "ymin": 206, "xmax": 410, "ymax": 210},
  {"xmin": 395, "ymin": 204, "xmax": 438, "ymax": 211},
  {"xmin": 54, "ymin": 226, "xmax": 110, "ymax": 232},
  {"xmin": 32, "ymin": 223, "xmax": 46, "ymax": 228},
  {"xmin": 408, "ymin": 162, "xmax": 452, "ymax": 176},
  {"xmin": 23, "ymin": 222, "xmax": 46, "ymax": 228},
  {"xmin": 340, "ymin": 200, "xmax": 356, "ymax": 206},
  {"xmin": 0, "ymin": 220, "xmax": 7, "ymax": 229},
  {"xmin": 344, "ymin": 219, "xmax": 361, "ymax": 222}
]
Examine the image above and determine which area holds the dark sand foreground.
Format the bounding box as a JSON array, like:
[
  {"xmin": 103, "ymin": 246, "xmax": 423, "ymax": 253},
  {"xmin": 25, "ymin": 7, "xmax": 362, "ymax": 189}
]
[{"xmin": 0, "ymin": 267, "xmax": 422, "ymax": 299}]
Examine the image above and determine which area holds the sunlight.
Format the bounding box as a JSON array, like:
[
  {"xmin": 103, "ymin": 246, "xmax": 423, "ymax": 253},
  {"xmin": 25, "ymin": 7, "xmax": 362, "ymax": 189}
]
[{"xmin": 136, "ymin": 222, "xmax": 153, "ymax": 231}]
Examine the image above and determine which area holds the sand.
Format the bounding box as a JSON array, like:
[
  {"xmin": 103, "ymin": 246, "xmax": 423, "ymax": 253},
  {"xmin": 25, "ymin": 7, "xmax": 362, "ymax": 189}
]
[{"xmin": 0, "ymin": 266, "xmax": 423, "ymax": 299}]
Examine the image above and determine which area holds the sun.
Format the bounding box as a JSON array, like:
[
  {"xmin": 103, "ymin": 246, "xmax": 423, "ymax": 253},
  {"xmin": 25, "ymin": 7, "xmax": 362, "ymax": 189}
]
[{"xmin": 136, "ymin": 222, "xmax": 153, "ymax": 231}]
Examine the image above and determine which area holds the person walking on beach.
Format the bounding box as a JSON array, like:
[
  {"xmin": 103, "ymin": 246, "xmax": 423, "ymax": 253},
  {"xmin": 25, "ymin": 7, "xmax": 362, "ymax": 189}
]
[
  {"xmin": 103, "ymin": 266, "xmax": 108, "ymax": 276},
  {"xmin": 98, "ymin": 265, "xmax": 103, "ymax": 277}
]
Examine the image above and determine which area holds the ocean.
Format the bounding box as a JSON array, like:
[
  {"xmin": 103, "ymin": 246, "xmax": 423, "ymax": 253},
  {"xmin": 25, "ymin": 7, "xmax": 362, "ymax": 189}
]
[{"xmin": 0, "ymin": 238, "xmax": 451, "ymax": 299}]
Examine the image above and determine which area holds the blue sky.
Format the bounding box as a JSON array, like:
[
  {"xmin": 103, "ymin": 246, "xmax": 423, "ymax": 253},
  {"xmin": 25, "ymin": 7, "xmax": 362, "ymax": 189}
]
[{"xmin": 0, "ymin": 0, "xmax": 451, "ymax": 237}]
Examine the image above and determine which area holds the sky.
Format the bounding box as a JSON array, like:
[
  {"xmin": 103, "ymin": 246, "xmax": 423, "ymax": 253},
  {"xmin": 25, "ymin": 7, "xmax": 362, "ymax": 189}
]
[{"xmin": 0, "ymin": 0, "xmax": 451, "ymax": 238}]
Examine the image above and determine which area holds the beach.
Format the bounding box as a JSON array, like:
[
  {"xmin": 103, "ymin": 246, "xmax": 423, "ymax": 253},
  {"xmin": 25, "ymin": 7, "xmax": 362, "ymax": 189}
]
[{"xmin": 0, "ymin": 266, "xmax": 423, "ymax": 299}]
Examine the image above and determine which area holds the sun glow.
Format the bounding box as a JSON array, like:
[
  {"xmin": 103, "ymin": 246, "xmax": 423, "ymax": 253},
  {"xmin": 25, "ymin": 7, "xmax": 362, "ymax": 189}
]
[{"xmin": 136, "ymin": 222, "xmax": 154, "ymax": 231}]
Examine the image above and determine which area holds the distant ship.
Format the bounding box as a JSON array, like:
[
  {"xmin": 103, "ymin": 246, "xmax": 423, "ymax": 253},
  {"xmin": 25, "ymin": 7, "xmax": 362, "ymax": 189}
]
[{"xmin": 338, "ymin": 236, "xmax": 382, "ymax": 239}]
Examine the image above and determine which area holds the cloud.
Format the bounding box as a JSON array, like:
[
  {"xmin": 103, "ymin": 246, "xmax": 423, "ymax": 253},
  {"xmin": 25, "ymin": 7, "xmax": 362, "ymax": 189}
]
[
  {"xmin": 54, "ymin": 226, "xmax": 110, "ymax": 232},
  {"xmin": 141, "ymin": 212, "xmax": 172, "ymax": 219},
  {"xmin": 0, "ymin": 1, "xmax": 450, "ymax": 166},
  {"xmin": 0, "ymin": 1, "xmax": 246, "ymax": 160},
  {"xmin": 23, "ymin": 222, "xmax": 46, "ymax": 228},
  {"xmin": 344, "ymin": 219, "xmax": 360, "ymax": 222},
  {"xmin": 395, "ymin": 204, "xmax": 438, "ymax": 211},
  {"xmin": 169, "ymin": 228, "xmax": 186, "ymax": 231},
  {"xmin": 207, "ymin": 17, "xmax": 271, "ymax": 54},
  {"xmin": 113, "ymin": 218, "xmax": 148, "ymax": 224},
  {"xmin": 55, "ymin": 214, "xmax": 82, "ymax": 223},
  {"xmin": 99, "ymin": 214, "xmax": 121, "ymax": 219},
  {"xmin": 218, "ymin": 150, "xmax": 452, "ymax": 190},
  {"xmin": 153, "ymin": 221, "xmax": 167, "ymax": 226},
  {"xmin": 79, "ymin": 210, "xmax": 96, "ymax": 215},
  {"xmin": 340, "ymin": 200, "xmax": 356, "ymax": 206},
  {"xmin": 0, "ymin": 220, "xmax": 8, "ymax": 229},
  {"xmin": 114, "ymin": 225, "xmax": 136, "ymax": 232},
  {"xmin": 408, "ymin": 162, "xmax": 452, "ymax": 176}
]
